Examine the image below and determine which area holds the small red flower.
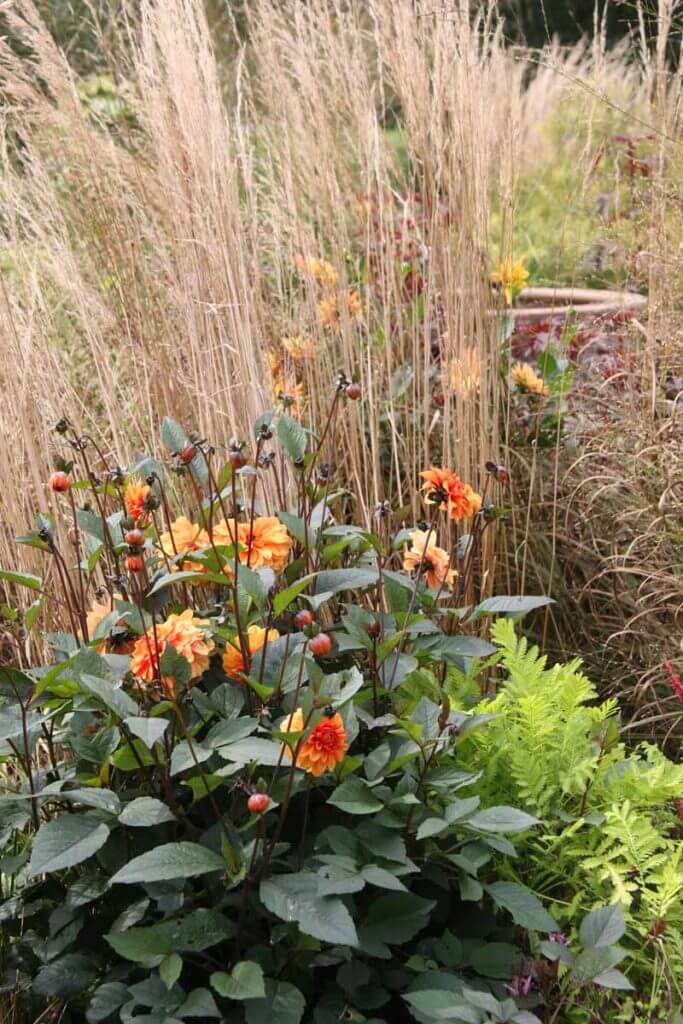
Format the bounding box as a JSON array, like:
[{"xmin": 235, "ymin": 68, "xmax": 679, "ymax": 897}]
[{"xmin": 664, "ymin": 659, "xmax": 683, "ymax": 700}]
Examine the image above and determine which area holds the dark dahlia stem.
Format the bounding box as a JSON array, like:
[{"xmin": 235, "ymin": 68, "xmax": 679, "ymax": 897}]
[{"xmin": 67, "ymin": 488, "xmax": 89, "ymax": 642}]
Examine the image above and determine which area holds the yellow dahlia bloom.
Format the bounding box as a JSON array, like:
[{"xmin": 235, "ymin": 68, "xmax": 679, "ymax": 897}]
[
  {"xmin": 223, "ymin": 624, "xmax": 280, "ymax": 679},
  {"xmin": 490, "ymin": 258, "xmax": 529, "ymax": 304},
  {"xmin": 282, "ymin": 336, "xmax": 319, "ymax": 361},
  {"xmin": 158, "ymin": 516, "xmax": 209, "ymax": 571},
  {"xmin": 511, "ymin": 362, "xmax": 549, "ymax": 397}
]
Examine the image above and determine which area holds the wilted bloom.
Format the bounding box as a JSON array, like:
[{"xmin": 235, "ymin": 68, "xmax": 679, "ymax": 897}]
[
  {"xmin": 448, "ymin": 346, "xmax": 481, "ymax": 398},
  {"xmin": 86, "ymin": 593, "xmax": 133, "ymax": 654},
  {"xmin": 282, "ymin": 708, "xmax": 348, "ymax": 776},
  {"xmin": 511, "ymin": 362, "xmax": 549, "ymax": 397},
  {"xmin": 124, "ymin": 476, "xmax": 151, "ymax": 524},
  {"xmin": 403, "ymin": 530, "xmax": 456, "ymax": 590},
  {"xmin": 294, "ymin": 255, "xmax": 339, "ymax": 289},
  {"xmin": 421, "ymin": 467, "xmax": 482, "ymax": 522},
  {"xmin": 223, "ymin": 624, "xmax": 280, "ymax": 679},
  {"xmin": 282, "ymin": 335, "xmax": 319, "ymax": 361},
  {"xmin": 490, "ymin": 258, "xmax": 529, "ymax": 304},
  {"xmin": 130, "ymin": 609, "xmax": 214, "ymax": 698},
  {"xmin": 212, "ymin": 516, "xmax": 292, "ymax": 574},
  {"xmin": 158, "ymin": 516, "xmax": 209, "ymax": 571}
]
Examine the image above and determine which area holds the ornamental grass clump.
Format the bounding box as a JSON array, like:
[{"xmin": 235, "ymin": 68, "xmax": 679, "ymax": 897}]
[{"xmin": 0, "ymin": 390, "xmax": 634, "ymax": 1024}]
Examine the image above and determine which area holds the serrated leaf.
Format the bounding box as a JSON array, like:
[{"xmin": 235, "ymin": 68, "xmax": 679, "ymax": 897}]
[
  {"xmin": 34, "ymin": 953, "xmax": 96, "ymax": 997},
  {"xmin": 29, "ymin": 815, "xmax": 110, "ymax": 876},
  {"xmin": 106, "ymin": 909, "xmax": 233, "ymax": 967},
  {"xmin": 260, "ymin": 873, "xmax": 358, "ymax": 946},
  {"xmin": 473, "ymin": 595, "xmax": 553, "ymax": 620},
  {"xmin": 486, "ymin": 882, "xmax": 557, "ymax": 932},
  {"xmin": 245, "ymin": 980, "xmax": 305, "ymax": 1024},
  {"xmin": 110, "ymin": 842, "xmax": 225, "ymax": 884},
  {"xmin": 80, "ymin": 673, "xmax": 138, "ymax": 718},
  {"xmin": 579, "ymin": 904, "xmax": 626, "ymax": 949},
  {"xmin": 314, "ymin": 568, "xmax": 379, "ymax": 595},
  {"xmin": 362, "ymin": 893, "xmax": 434, "ymax": 946},
  {"xmin": 328, "ymin": 777, "xmax": 383, "ymax": 815},
  {"xmin": 120, "ymin": 797, "xmax": 176, "ymax": 827},
  {"xmin": 87, "ymin": 982, "xmax": 130, "ymax": 1023},
  {"xmin": 467, "ymin": 806, "xmax": 540, "ymax": 833},
  {"xmin": 124, "ymin": 716, "xmax": 169, "ymax": 748},
  {"xmin": 211, "ymin": 961, "xmax": 266, "ymax": 1000}
]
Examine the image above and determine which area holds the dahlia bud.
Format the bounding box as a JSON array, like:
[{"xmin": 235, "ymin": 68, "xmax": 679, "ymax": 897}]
[
  {"xmin": 179, "ymin": 440, "xmax": 197, "ymax": 464},
  {"xmin": 247, "ymin": 793, "xmax": 270, "ymax": 814},
  {"xmin": 308, "ymin": 632, "xmax": 333, "ymax": 657},
  {"xmin": 294, "ymin": 609, "xmax": 314, "ymax": 629},
  {"xmin": 434, "ymin": 391, "xmax": 445, "ymax": 408},
  {"xmin": 345, "ymin": 382, "xmax": 362, "ymax": 400},
  {"xmin": 49, "ymin": 471, "xmax": 71, "ymax": 493},
  {"xmin": 126, "ymin": 553, "xmax": 145, "ymax": 573},
  {"xmin": 229, "ymin": 440, "xmax": 247, "ymax": 469},
  {"xmin": 125, "ymin": 528, "xmax": 145, "ymax": 548},
  {"xmin": 366, "ymin": 619, "xmax": 381, "ymax": 639}
]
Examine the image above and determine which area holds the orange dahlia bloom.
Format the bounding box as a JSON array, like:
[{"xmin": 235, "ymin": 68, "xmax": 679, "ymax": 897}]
[
  {"xmin": 212, "ymin": 516, "xmax": 292, "ymax": 574},
  {"xmin": 282, "ymin": 335, "xmax": 319, "ymax": 361},
  {"xmin": 421, "ymin": 467, "xmax": 482, "ymax": 522},
  {"xmin": 318, "ymin": 289, "xmax": 362, "ymax": 332},
  {"xmin": 223, "ymin": 623, "xmax": 280, "ymax": 679},
  {"xmin": 282, "ymin": 708, "xmax": 348, "ymax": 776},
  {"xmin": 158, "ymin": 516, "xmax": 209, "ymax": 571},
  {"xmin": 130, "ymin": 609, "xmax": 214, "ymax": 698},
  {"xmin": 294, "ymin": 255, "xmax": 338, "ymax": 289},
  {"xmin": 402, "ymin": 530, "xmax": 456, "ymax": 590},
  {"xmin": 124, "ymin": 476, "xmax": 151, "ymax": 525},
  {"xmin": 86, "ymin": 593, "xmax": 134, "ymax": 654}
]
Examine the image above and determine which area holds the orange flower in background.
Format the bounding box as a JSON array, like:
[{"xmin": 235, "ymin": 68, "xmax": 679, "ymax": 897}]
[
  {"xmin": 511, "ymin": 362, "xmax": 549, "ymax": 397},
  {"xmin": 282, "ymin": 335, "xmax": 319, "ymax": 361},
  {"xmin": 294, "ymin": 255, "xmax": 339, "ymax": 289},
  {"xmin": 448, "ymin": 346, "xmax": 481, "ymax": 399},
  {"xmin": 241, "ymin": 516, "xmax": 293, "ymax": 573},
  {"xmin": 212, "ymin": 516, "xmax": 292, "ymax": 574},
  {"xmin": 421, "ymin": 467, "xmax": 482, "ymax": 522},
  {"xmin": 158, "ymin": 516, "xmax": 209, "ymax": 571},
  {"xmin": 282, "ymin": 708, "xmax": 348, "ymax": 776},
  {"xmin": 403, "ymin": 530, "xmax": 456, "ymax": 590},
  {"xmin": 223, "ymin": 624, "xmax": 280, "ymax": 679},
  {"xmin": 86, "ymin": 593, "xmax": 134, "ymax": 654},
  {"xmin": 318, "ymin": 289, "xmax": 362, "ymax": 332},
  {"xmin": 269, "ymin": 350, "xmax": 305, "ymax": 412},
  {"xmin": 124, "ymin": 475, "xmax": 151, "ymax": 524},
  {"xmin": 130, "ymin": 609, "xmax": 214, "ymax": 698}
]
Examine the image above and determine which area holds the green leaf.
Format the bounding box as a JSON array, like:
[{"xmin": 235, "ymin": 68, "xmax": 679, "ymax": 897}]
[
  {"xmin": 106, "ymin": 909, "xmax": 234, "ymax": 967},
  {"xmin": 328, "ymin": 777, "xmax": 383, "ymax": 815},
  {"xmin": 315, "ymin": 567, "xmax": 379, "ymax": 595},
  {"xmin": 211, "ymin": 961, "xmax": 266, "ymax": 1000},
  {"xmin": 579, "ymin": 904, "xmax": 626, "ymax": 949},
  {"xmin": 486, "ymin": 882, "xmax": 557, "ymax": 932},
  {"xmin": 362, "ymin": 893, "xmax": 434, "ymax": 946},
  {"xmin": 160, "ymin": 644, "xmax": 192, "ymax": 689},
  {"xmin": 80, "ymin": 673, "xmax": 138, "ymax": 719},
  {"xmin": 124, "ymin": 715, "xmax": 169, "ymax": 748},
  {"xmin": 110, "ymin": 841, "xmax": 225, "ymax": 884},
  {"xmin": 34, "ymin": 953, "xmax": 96, "ymax": 997},
  {"xmin": 147, "ymin": 569, "xmax": 230, "ymax": 595},
  {"xmin": 569, "ymin": 947, "xmax": 625, "ymax": 988},
  {"xmin": 277, "ymin": 414, "xmax": 307, "ymax": 462},
  {"xmin": 245, "ymin": 980, "xmax": 305, "ymax": 1024},
  {"xmin": 177, "ymin": 988, "xmax": 221, "ymax": 1018},
  {"xmin": 0, "ymin": 569, "xmax": 42, "ymax": 591},
  {"xmin": 28, "ymin": 815, "xmax": 110, "ymax": 876},
  {"xmin": 361, "ymin": 865, "xmax": 407, "ymax": 892},
  {"xmin": 273, "ymin": 575, "xmax": 317, "ymax": 616},
  {"xmin": 472, "ymin": 595, "xmax": 553, "ymax": 621},
  {"xmin": 87, "ymin": 982, "xmax": 130, "ymax": 1023},
  {"xmin": 119, "ymin": 797, "xmax": 176, "ymax": 827},
  {"xmin": 592, "ymin": 968, "xmax": 634, "ymax": 991},
  {"xmin": 260, "ymin": 873, "xmax": 358, "ymax": 946},
  {"xmin": 160, "ymin": 953, "xmax": 183, "ymax": 990},
  {"xmin": 467, "ymin": 806, "xmax": 540, "ymax": 833},
  {"xmin": 470, "ymin": 942, "xmax": 522, "ymax": 979},
  {"xmin": 403, "ymin": 990, "xmax": 478, "ymax": 1022}
]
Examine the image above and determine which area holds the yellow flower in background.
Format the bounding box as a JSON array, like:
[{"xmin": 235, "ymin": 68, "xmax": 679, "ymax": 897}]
[
  {"xmin": 448, "ymin": 346, "xmax": 482, "ymax": 399},
  {"xmin": 294, "ymin": 255, "xmax": 339, "ymax": 289},
  {"xmin": 282, "ymin": 336, "xmax": 319, "ymax": 361},
  {"xmin": 223, "ymin": 624, "xmax": 280, "ymax": 679},
  {"xmin": 490, "ymin": 258, "xmax": 529, "ymax": 304},
  {"xmin": 318, "ymin": 289, "xmax": 362, "ymax": 332},
  {"xmin": 511, "ymin": 362, "xmax": 549, "ymax": 397}
]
